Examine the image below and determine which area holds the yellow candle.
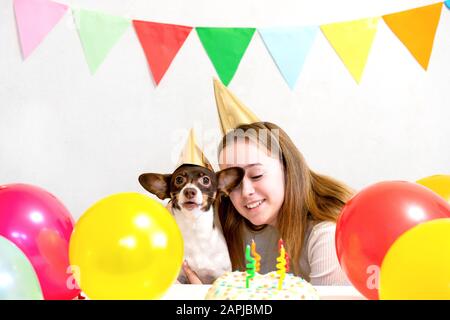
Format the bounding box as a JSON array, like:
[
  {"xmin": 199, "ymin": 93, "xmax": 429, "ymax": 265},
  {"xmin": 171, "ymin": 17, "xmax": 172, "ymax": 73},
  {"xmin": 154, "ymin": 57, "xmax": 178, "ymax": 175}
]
[{"xmin": 276, "ymin": 245, "xmax": 286, "ymax": 290}]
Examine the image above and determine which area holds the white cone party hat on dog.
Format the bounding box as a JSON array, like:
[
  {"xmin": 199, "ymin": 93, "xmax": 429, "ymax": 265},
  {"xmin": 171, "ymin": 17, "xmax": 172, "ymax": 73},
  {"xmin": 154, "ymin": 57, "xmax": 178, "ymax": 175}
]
[
  {"xmin": 213, "ymin": 78, "xmax": 260, "ymax": 135},
  {"xmin": 176, "ymin": 128, "xmax": 213, "ymax": 171}
]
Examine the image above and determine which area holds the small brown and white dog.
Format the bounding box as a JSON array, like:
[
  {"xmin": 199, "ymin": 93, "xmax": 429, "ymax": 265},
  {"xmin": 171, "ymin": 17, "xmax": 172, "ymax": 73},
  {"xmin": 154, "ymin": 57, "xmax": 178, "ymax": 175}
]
[{"xmin": 139, "ymin": 164, "xmax": 244, "ymax": 284}]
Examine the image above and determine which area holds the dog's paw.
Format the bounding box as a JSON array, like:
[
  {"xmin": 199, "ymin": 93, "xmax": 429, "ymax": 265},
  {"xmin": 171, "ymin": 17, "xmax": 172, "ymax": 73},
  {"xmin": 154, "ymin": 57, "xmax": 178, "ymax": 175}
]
[
  {"xmin": 177, "ymin": 274, "xmax": 188, "ymax": 284},
  {"xmin": 202, "ymin": 275, "xmax": 217, "ymax": 284}
]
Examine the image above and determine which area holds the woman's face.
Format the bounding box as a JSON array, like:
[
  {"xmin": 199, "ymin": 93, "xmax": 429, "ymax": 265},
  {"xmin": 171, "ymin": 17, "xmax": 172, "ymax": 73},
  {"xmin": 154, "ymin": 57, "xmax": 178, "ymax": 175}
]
[{"xmin": 219, "ymin": 140, "xmax": 285, "ymax": 226}]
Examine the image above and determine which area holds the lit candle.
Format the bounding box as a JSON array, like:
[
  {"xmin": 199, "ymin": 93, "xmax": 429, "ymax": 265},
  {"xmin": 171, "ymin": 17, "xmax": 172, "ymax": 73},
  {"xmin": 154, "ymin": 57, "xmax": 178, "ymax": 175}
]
[
  {"xmin": 276, "ymin": 244, "xmax": 286, "ymax": 290},
  {"xmin": 278, "ymin": 239, "xmax": 290, "ymax": 273},
  {"xmin": 251, "ymin": 239, "xmax": 261, "ymax": 273},
  {"xmin": 245, "ymin": 244, "xmax": 255, "ymax": 288}
]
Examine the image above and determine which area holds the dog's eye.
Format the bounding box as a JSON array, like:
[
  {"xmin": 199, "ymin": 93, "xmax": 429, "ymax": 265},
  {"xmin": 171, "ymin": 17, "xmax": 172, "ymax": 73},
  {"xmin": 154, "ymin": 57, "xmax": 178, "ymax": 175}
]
[
  {"xmin": 175, "ymin": 176, "xmax": 185, "ymax": 185},
  {"xmin": 200, "ymin": 176, "xmax": 210, "ymax": 186}
]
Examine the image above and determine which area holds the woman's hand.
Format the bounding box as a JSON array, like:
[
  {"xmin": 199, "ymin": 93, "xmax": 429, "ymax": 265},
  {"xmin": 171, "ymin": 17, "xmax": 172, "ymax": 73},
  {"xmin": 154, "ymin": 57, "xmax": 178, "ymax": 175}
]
[{"xmin": 182, "ymin": 261, "xmax": 203, "ymax": 284}]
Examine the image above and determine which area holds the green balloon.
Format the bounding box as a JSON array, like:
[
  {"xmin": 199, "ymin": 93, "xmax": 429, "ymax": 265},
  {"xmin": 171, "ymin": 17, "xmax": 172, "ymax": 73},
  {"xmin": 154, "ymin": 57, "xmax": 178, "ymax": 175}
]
[{"xmin": 0, "ymin": 236, "xmax": 43, "ymax": 300}]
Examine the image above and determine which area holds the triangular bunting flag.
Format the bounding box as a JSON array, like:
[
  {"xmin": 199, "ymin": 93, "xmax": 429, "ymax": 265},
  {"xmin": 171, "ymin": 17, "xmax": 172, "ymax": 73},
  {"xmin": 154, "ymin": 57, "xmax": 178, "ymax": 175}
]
[
  {"xmin": 259, "ymin": 27, "xmax": 318, "ymax": 89},
  {"xmin": 445, "ymin": 0, "xmax": 450, "ymax": 10},
  {"xmin": 14, "ymin": 0, "xmax": 68, "ymax": 59},
  {"xmin": 321, "ymin": 18, "xmax": 379, "ymax": 83},
  {"xmin": 73, "ymin": 8, "xmax": 130, "ymax": 74},
  {"xmin": 196, "ymin": 27, "xmax": 256, "ymax": 86},
  {"xmin": 133, "ymin": 21, "xmax": 193, "ymax": 85},
  {"xmin": 383, "ymin": 3, "xmax": 443, "ymax": 70}
]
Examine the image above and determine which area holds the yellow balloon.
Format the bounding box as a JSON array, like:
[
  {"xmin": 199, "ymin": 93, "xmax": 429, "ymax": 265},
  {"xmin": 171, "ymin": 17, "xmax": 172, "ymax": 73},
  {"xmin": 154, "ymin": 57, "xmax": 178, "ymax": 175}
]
[
  {"xmin": 69, "ymin": 193, "xmax": 183, "ymax": 299},
  {"xmin": 417, "ymin": 174, "xmax": 450, "ymax": 203},
  {"xmin": 379, "ymin": 218, "xmax": 450, "ymax": 300}
]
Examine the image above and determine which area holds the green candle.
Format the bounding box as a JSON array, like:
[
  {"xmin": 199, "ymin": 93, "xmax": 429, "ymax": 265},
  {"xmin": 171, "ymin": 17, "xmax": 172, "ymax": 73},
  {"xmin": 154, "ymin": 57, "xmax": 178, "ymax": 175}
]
[{"xmin": 245, "ymin": 244, "xmax": 255, "ymax": 288}]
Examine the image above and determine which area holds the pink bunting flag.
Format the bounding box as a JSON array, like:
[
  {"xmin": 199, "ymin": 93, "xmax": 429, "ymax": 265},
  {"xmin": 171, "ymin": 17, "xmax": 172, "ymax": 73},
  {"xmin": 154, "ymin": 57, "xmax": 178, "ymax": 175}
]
[{"xmin": 14, "ymin": 0, "xmax": 68, "ymax": 59}]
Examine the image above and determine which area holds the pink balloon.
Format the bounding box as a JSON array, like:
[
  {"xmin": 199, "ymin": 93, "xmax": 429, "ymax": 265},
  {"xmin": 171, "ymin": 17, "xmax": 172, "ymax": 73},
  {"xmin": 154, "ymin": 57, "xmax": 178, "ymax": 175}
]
[{"xmin": 0, "ymin": 184, "xmax": 80, "ymax": 300}]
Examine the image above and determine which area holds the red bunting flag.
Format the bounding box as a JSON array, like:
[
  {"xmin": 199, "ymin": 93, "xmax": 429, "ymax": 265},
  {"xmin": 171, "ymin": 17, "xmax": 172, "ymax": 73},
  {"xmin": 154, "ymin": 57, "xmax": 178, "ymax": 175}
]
[{"xmin": 133, "ymin": 20, "xmax": 193, "ymax": 85}]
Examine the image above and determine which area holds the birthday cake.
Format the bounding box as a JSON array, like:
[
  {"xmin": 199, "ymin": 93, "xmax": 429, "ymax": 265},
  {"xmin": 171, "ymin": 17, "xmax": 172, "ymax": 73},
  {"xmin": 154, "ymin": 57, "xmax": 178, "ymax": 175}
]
[
  {"xmin": 206, "ymin": 239, "xmax": 318, "ymax": 300},
  {"xmin": 204, "ymin": 271, "xmax": 319, "ymax": 300}
]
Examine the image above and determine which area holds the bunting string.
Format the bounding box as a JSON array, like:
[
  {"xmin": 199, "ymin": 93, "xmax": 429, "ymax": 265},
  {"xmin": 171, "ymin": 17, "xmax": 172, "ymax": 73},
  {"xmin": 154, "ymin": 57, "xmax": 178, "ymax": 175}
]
[{"xmin": 12, "ymin": 0, "xmax": 448, "ymax": 88}]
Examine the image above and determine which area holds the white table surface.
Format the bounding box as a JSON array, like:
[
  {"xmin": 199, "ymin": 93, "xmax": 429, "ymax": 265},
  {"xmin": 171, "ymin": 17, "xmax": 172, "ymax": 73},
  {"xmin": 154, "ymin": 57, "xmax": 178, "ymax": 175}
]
[{"xmin": 161, "ymin": 284, "xmax": 366, "ymax": 300}]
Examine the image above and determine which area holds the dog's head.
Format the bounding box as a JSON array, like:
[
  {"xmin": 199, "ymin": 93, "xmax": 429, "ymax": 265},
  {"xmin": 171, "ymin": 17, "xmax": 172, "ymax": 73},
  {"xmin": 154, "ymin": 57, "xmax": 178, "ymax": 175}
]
[{"xmin": 139, "ymin": 164, "xmax": 244, "ymax": 216}]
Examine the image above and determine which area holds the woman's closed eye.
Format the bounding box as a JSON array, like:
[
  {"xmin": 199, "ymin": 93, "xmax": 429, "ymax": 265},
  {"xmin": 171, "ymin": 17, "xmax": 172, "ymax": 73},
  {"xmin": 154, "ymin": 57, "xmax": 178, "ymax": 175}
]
[{"xmin": 251, "ymin": 174, "xmax": 264, "ymax": 180}]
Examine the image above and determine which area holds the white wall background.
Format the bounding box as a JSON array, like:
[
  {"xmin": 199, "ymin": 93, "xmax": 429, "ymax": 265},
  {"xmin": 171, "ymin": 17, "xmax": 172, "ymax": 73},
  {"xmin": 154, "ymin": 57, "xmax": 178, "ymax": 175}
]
[{"xmin": 1, "ymin": 0, "xmax": 449, "ymax": 220}]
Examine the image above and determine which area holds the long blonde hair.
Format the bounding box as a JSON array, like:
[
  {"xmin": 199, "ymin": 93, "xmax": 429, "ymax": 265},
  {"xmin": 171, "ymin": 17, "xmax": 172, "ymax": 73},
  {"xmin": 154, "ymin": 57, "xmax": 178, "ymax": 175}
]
[{"xmin": 216, "ymin": 122, "xmax": 354, "ymax": 276}]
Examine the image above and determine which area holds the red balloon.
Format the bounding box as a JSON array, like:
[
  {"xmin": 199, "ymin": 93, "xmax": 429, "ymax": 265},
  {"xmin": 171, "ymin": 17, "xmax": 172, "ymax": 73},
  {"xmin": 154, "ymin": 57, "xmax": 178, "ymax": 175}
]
[
  {"xmin": 336, "ymin": 181, "xmax": 450, "ymax": 300},
  {"xmin": 0, "ymin": 184, "xmax": 80, "ymax": 300}
]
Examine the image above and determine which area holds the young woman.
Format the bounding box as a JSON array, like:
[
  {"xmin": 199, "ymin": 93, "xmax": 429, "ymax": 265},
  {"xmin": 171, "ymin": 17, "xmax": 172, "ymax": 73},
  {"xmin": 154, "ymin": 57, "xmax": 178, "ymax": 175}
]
[{"xmin": 183, "ymin": 122, "xmax": 354, "ymax": 285}]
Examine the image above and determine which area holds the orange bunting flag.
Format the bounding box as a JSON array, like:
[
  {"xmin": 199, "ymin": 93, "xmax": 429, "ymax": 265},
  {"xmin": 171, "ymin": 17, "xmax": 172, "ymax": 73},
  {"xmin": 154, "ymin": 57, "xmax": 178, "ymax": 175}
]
[
  {"xmin": 133, "ymin": 21, "xmax": 193, "ymax": 85},
  {"xmin": 383, "ymin": 2, "xmax": 443, "ymax": 70}
]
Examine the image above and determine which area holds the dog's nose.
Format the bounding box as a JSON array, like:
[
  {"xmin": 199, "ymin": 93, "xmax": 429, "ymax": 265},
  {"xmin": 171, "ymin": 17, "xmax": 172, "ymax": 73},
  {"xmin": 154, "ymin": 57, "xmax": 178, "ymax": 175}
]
[{"xmin": 183, "ymin": 188, "xmax": 197, "ymax": 199}]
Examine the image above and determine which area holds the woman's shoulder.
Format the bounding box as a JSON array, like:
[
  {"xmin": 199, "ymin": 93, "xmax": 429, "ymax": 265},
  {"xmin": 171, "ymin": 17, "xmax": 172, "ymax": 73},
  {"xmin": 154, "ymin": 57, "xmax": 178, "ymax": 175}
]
[
  {"xmin": 304, "ymin": 220, "xmax": 337, "ymax": 253},
  {"xmin": 303, "ymin": 220, "xmax": 337, "ymax": 262},
  {"xmin": 303, "ymin": 220, "xmax": 350, "ymax": 286},
  {"xmin": 307, "ymin": 220, "xmax": 336, "ymax": 237}
]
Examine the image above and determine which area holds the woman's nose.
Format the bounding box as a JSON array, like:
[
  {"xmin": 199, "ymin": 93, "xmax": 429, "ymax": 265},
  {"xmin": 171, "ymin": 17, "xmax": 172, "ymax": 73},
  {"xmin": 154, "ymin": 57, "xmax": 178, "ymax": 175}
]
[{"xmin": 241, "ymin": 178, "xmax": 255, "ymax": 196}]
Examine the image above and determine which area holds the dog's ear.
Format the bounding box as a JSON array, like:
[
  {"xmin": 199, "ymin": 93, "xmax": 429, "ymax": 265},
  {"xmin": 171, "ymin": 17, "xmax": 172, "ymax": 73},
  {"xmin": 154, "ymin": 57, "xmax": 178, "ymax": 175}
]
[
  {"xmin": 217, "ymin": 167, "xmax": 245, "ymax": 196},
  {"xmin": 138, "ymin": 173, "xmax": 172, "ymax": 200}
]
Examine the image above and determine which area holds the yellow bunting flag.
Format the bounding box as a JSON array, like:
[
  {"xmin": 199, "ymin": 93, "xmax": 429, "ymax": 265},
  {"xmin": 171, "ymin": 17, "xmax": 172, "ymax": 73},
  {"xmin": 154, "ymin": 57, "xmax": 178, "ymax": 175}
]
[
  {"xmin": 383, "ymin": 3, "xmax": 443, "ymax": 70},
  {"xmin": 321, "ymin": 17, "xmax": 379, "ymax": 83}
]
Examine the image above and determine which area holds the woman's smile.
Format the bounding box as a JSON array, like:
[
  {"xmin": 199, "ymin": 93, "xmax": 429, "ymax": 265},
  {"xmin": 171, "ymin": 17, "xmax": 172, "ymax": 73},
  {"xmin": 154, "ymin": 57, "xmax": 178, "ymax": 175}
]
[{"xmin": 244, "ymin": 199, "xmax": 265, "ymax": 210}]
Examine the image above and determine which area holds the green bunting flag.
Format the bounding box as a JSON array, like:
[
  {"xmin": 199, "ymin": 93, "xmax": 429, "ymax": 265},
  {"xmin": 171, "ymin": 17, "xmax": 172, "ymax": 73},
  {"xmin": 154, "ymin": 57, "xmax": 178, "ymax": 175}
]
[
  {"xmin": 196, "ymin": 27, "xmax": 255, "ymax": 85},
  {"xmin": 73, "ymin": 8, "xmax": 130, "ymax": 74}
]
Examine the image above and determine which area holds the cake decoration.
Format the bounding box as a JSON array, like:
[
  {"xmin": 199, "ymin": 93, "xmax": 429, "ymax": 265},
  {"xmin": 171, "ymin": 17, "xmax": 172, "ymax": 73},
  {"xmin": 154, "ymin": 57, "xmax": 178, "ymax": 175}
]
[{"xmin": 205, "ymin": 239, "xmax": 319, "ymax": 300}]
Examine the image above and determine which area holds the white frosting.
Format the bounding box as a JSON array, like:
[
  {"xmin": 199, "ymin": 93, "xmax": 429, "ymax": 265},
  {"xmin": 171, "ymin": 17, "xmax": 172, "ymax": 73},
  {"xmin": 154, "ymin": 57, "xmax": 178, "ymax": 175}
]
[{"xmin": 205, "ymin": 271, "xmax": 319, "ymax": 300}]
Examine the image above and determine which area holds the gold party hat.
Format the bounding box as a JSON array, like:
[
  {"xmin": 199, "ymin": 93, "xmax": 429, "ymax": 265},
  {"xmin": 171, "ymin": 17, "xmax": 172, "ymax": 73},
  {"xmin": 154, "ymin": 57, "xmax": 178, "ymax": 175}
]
[
  {"xmin": 176, "ymin": 128, "xmax": 213, "ymax": 171},
  {"xmin": 213, "ymin": 78, "xmax": 260, "ymax": 135}
]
